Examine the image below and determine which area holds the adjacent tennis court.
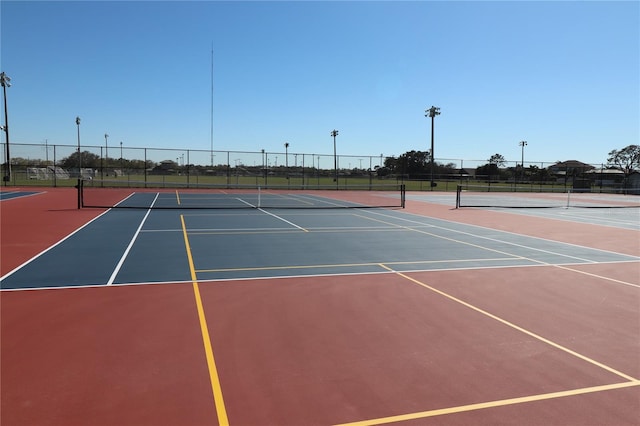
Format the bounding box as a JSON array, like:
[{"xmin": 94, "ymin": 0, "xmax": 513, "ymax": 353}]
[{"xmin": 1, "ymin": 186, "xmax": 638, "ymax": 425}]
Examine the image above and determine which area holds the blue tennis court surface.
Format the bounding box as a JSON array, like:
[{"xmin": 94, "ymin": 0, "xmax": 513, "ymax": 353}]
[
  {"xmin": 2, "ymin": 206, "xmax": 637, "ymax": 290},
  {"xmin": 0, "ymin": 190, "xmax": 42, "ymax": 201}
]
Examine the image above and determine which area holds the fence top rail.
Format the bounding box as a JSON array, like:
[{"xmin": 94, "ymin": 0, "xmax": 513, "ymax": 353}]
[{"xmin": 2, "ymin": 142, "xmax": 612, "ymax": 169}]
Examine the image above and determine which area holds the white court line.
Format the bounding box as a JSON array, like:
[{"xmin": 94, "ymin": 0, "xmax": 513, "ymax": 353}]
[
  {"xmin": 257, "ymin": 208, "xmax": 308, "ymax": 232},
  {"xmin": 139, "ymin": 225, "xmax": 423, "ymax": 233},
  {"xmin": 5, "ymin": 259, "xmax": 638, "ymax": 292},
  {"xmin": 356, "ymin": 211, "xmax": 600, "ymax": 264},
  {"xmin": 106, "ymin": 193, "xmax": 159, "ymax": 285},
  {"xmin": 0, "ymin": 191, "xmax": 45, "ymax": 201},
  {"xmin": 0, "ymin": 208, "xmax": 113, "ymax": 283},
  {"xmin": 233, "ymin": 196, "xmax": 307, "ymax": 231},
  {"xmin": 482, "ymin": 207, "xmax": 640, "ymax": 230},
  {"xmin": 362, "ymin": 208, "xmax": 640, "ymax": 261}
]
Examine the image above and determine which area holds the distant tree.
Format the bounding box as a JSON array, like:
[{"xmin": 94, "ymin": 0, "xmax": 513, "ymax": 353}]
[
  {"xmin": 607, "ymin": 145, "xmax": 640, "ymax": 175},
  {"xmin": 607, "ymin": 144, "xmax": 640, "ymax": 190},
  {"xmin": 528, "ymin": 165, "xmax": 551, "ymax": 182},
  {"xmin": 60, "ymin": 151, "xmax": 102, "ymax": 169},
  {"xmin": 488, "ymin": 153, "xmax": 506, "ymax": 167},
  {"xmin": 476, "ymin": 154, "xmax": 506, "ymax": 181},
  {"xmin": 383, "ymin": 156, "xmax": 398, "ymax": 171},
  {"xmin": 376, "ymin": 166, "xmax": 391, "ymax": 177},
  {"xmin": 383, "ymin": 150, "xmax": 444, "ymax": 178},
  {"xmin": 399, "ymin": 150, "xmax": 429, "ymax": 177}
]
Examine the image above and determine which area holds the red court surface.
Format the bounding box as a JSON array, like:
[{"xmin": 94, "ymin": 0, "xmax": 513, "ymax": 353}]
[
  {"xmin": 1, "ymin": 188, "xmax": 639, "ymax": 425},
  {"xmin": 1, "ymin": 284, "xmax": 217, "ymax": 425}
]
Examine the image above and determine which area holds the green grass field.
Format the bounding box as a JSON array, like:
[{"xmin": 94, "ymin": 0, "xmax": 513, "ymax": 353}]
[{"xmin": 3, "ymin": 170, "xmax": 597, "ymax": 194}]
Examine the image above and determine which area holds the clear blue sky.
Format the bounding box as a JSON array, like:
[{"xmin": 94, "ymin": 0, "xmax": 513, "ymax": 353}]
[{"xmin": 1, "ymin": 0, "xmax": 638, "ymax": 166}]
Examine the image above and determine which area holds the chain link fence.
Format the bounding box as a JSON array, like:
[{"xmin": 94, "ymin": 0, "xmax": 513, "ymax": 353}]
[{"xmin": 0, "ymin": 142, "xmax": 631, "ymax": 193}]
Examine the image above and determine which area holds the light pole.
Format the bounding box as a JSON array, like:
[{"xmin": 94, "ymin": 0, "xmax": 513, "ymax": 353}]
[
  {"xmin": 120, "ymin": 141, "xmax": 123, "ymax": 175},
  {"xmin": 104, "ymin": 133, "xmax": 109, "ymax": 178},
  {"xmin": 284, "ymin": 142, "xmax": 289, "ymax": 185},
  {"xmin": 519, "ymin": 140, "xmax": 528, "ymax": 183},
  {"xmin": 76, "ymin": 116, "xmax": 81, "ymax": 176},
  {"xmin": 1, "ymin": 72, "xmax": 11, "ymax": 185},
  {"xmin": 331, "ymin": 129, "xmax": 338, "ymax": 188},
  {"xmin": 425, "ymin": 106, "xmax": 440, "ymax": 190}
]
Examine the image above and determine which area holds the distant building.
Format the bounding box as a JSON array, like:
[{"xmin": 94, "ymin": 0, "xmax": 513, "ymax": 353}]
[
  {"xmin": 584, "ymin": 167, "xmax": 625, "ymax": 187},
  {"xmin": 150, "ymin": 160, "xmax": 176, "ymax": 175},
  {"xmin": 547, "ymin": 160, "xmax": 595, "ymax": 182},
  {"xmin": 628, "ymin": 172, "xmax": 640, "ymax": 194}
]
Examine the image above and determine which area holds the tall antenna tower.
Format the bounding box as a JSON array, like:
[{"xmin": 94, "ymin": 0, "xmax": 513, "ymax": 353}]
[{"xmin": 210, "ymin": 44, "xmax": 214, "ymax": 167}]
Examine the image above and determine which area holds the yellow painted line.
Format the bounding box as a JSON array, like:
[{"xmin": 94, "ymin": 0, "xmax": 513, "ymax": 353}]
[
  {"xmin": 196, "ymin": 262, "xmax": 387, "ymax": 274},
  {"xmin": 195, "ymin": 258, "xmax": 518, "ymax": 274},
  {"xmin": 360, "ymin": 212, "xmax": 639, "ymax": 285},
  {"xmin": 189, "ymin": 230, "xmax": 304, "ymax": 236},
  {"xmin": 188, "ymin": 228, "xmax": 409, "ymax": 235},
  {"xmin": 180, "ymin": 215, "xmax": 229, "ymax": 426},
  {"xmin": 381, "ymin": 265, "xmax": 638, "ymax": 382},
  {"xmin": 334, "ymin": 381, "xmax": 640, "ymax": 426},
  {"xmin": 176, "ymin": 190, "xmax": 181, "ymax": 205}
]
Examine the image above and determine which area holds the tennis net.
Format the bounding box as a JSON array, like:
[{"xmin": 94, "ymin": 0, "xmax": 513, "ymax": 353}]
[
  {"xmin": 455, "ymin": 184, "xmax": 640, "ymax": 209},
  {"xmin": 79, "ymin": 179, "xmax": 406, "ymax": 209}
]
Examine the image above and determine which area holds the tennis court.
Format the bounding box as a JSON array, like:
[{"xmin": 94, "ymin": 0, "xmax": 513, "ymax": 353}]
[{"xmin": 1, "ymin": 186, "xmax": 638, "ymax": 425}]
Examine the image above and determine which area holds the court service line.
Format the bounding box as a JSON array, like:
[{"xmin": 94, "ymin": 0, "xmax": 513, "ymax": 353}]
[
  {"xmin": 257, "ymin": 208, "xmax": 309, "ymax": 232},
  {"xmin": 379, "ymin": 264, "xmax": 638, "ymax": 382},
  {"xmin": 180, "ymin": 215, "xmax": 229, "ymax": 426},
  {"xmin": 294, "ymin": 194, "xmax": 349, "ymax": 207},
  {"xmin": 186, "ymin": 228, "xmax": 409, "ymax": 236},
  {"xmin": 106, "ymin": 194, "xmax": 159, "ymax": 285},
  {"xmin": 334, "ymin": 380, "xmax": 640, "ymax": 426},
  {"xmin": 273, "ymin": 192, "xmax": 315, "ymax": 206}
]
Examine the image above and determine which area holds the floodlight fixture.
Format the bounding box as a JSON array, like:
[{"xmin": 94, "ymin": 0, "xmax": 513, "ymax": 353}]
[
  {"xmin": 426, "ymin": 106, "xmax": 440, "ymax": 119},
  {"xmin": 0, "ymin": 72, "xmax": 11, "ymax": 88}
]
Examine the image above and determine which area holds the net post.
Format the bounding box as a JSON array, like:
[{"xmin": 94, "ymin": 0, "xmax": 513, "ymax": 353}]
[
  {"xmin": 455, "ymin": 184, "xmax": 461, "ymax": 209},
  {"xmin": 566, "ymin": 189, "xmax": 571, "ymax": 209},
  {"xmin": 400, "ymin": 184, "xmax": 406, "ymax": 208},
  {"xmin": 77, "ymin": 178, "xmax": 83, "ymax": 209},
  {"xmin": 258, "ymin": 186, "xmax": 261, "ymax": 209}
]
